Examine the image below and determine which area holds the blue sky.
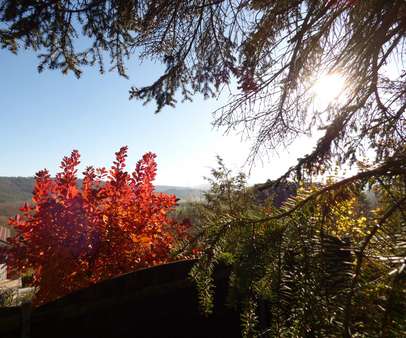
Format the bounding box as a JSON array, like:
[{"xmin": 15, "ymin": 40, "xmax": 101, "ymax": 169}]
[{"xmin": 0, "ymin": 48, "xmax": 316, "ymax": 186}]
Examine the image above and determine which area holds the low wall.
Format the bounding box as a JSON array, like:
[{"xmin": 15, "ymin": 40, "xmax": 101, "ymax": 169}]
[{"xmin": 0, "ymin": 260, "xmax": 241, "ymax": 337}]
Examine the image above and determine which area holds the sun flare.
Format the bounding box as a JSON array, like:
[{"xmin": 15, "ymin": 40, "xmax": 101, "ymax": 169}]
[{"xmin": 312, "ymin": 73, "xmax": 346, "ymax": 110}]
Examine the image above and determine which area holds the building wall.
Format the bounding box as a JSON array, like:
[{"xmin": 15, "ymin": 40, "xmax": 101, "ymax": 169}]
[
  {"xmin": 0, "ymin": 227, "xmax": 10, "ymax": 242},
  {"xmin": 0, "ymin": 226, "xmax": 11, "ymax": 281},
  {"xmin": 0, "ymin": 264, "xmax": 6, "ymax": 281}
]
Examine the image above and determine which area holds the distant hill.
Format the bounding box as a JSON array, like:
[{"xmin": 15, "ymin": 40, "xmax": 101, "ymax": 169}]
[
  {"xmin": 154, "ymin": 185, "xmax": 204, "ymax": 201},
  {"xmin": 0, "ymin": 177, "xmax": 203, "ymax": 227},
  {"xmin": 0, "ymin": 177, "xmax": 35, "ymax": 204},
  {"xmin": 0, "ymin": 177, "xmax": 36, "ymax": 227}
]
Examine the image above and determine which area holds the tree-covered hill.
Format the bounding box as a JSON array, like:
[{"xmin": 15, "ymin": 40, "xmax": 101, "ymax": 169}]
[
  {"xmin": 0, "ymin": 177, "xmax": 35, "ymax": 227},
  {"xmin": 0, "ymin": 177, "xmax": 35, "ymax": 203}
]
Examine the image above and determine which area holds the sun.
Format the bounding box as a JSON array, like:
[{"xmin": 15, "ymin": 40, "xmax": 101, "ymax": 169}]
[{"xmin": 311, "ymin": 73, "xmax": 346, "ymax": 110}]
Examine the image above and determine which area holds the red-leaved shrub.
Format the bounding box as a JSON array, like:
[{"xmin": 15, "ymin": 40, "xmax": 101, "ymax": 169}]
[{"xmin": 5, "ymin": 147, "xmax": 189, "ymax": 305}]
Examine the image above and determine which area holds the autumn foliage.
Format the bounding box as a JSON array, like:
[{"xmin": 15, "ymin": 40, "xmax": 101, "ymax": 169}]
[{"xmin": 4, "ymin": 147, "xmax": 190, "ymax": 305}]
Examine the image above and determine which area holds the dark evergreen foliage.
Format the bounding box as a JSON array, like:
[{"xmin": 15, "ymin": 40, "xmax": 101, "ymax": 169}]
[{"xmin": 190, "ymin": 163, "xmax": 405, "ymax": 337}]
